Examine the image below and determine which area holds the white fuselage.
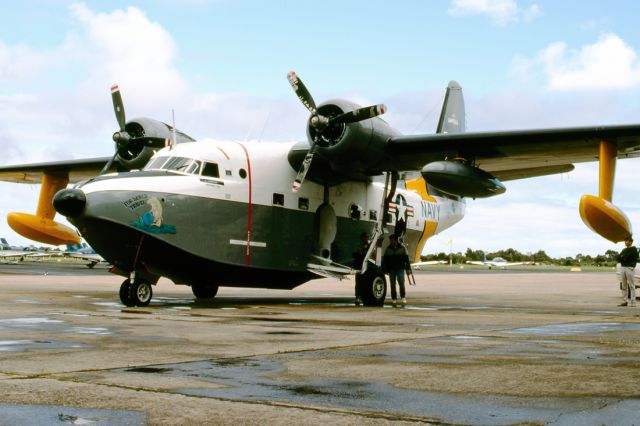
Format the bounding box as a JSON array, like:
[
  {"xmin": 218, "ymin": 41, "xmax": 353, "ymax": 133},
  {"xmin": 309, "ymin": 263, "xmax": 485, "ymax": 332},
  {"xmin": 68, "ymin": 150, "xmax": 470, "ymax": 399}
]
[{"xmin": 74, "ymin": 140, "xmax": 465, "ymax": 286}]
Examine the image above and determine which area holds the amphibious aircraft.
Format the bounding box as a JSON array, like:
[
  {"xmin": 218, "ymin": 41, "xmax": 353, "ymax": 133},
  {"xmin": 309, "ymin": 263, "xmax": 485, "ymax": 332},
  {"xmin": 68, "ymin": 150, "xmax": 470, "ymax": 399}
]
[{"xmin": 0, "ymin": 73, "xmax": 639, "ymax": 307}]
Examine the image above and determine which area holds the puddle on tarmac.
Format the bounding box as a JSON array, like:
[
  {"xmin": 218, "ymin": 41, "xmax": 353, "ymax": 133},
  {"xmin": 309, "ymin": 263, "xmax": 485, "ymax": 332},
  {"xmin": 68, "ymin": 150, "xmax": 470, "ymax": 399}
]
[
  {"xmin": 0, "ymin": 316, "xmax": 112, "ymax": 339},
  {"xmin": 13, "ymin": 299, "xmax": 47, "ymax": 305},
  {"xmin": 89, "ymin": 301, "xmax": 122, "ymax": 312},
  {"xmin": 0, "ymin": 317, "xmax": 64, "ymax": 329},
  {"xmin": 90, "ymin": 302, "xmax": 122, "ymax": 307},
  {"xmin": 507, "ymin": 322, "xmax": 640, "ymax": 336},
  {"xmin": 286, "ymin": 334, "xmax": 634, "ymax": 366},
  {"xmin": 153, "ymin": 296, "xmax": 195, "ymax": 304},
  {"xmin": 0, "ymin": 402, "xmax": 145, "ymax": 425},
  {"xmin": 113, "ymin": 357, "xmax": 640, "ymax": 425},
  {"xmin": 126, "ymin": 366, "xmax": 173, "ymax": 373},
  {"xmin": 0, "ymin": 339, "xmax": 88, "ymax": 351},
  {"xmin": 54, "ymin": 312, "xmax": 90, "ymax": 317},
  {"xmin": 67, "ymin": 327, "xmax": 112, "ymax": 335}
]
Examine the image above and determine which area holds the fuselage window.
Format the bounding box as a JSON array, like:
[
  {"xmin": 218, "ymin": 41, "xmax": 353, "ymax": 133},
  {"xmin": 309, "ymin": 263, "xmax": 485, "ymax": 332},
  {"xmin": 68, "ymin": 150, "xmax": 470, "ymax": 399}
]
[
  {"xmin": 298, "ymin": 197, "xmax": 309, "ymax": 210},
  {"xmin": 202, "ymin": 162, "xmax": 220, "ymax": 178},
  {"xmin": 272, "ymin": 193, "xmax": 284, "ymax": 206}
]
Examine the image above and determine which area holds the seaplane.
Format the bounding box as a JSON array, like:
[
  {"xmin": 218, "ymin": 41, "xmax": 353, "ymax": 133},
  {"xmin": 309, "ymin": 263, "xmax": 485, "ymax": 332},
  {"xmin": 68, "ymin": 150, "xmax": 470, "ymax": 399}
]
[{"xmin": 0, "ymin": 72, "xmax": 638, "ymax": 307}]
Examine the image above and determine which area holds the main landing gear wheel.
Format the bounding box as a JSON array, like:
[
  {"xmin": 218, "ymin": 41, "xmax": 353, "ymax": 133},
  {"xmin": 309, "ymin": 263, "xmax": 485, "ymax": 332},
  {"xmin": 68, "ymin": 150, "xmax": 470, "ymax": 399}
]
[
  {"xmin": 130, "ymin": 279, "xmax": 153, "ymax": 306},
  {"xmin": 120, "ymin": 279, "xmax": 153, "ymax": 307},
  {"xmin": 192, "ymin": 284, "xmax": 219, "ymax": 299},
  {"xmin": 119, "ymin": 279, "xmax": 133, "ymax": 306},
  {"xmin": 358, "ymin": 269, "xmax": 387, "ymax": 307}
]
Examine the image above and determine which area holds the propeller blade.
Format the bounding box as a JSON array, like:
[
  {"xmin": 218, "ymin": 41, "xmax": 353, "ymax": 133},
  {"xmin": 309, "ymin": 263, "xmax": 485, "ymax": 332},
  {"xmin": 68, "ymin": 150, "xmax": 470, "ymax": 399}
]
[
  {"xmin": 287, "ymin": 71, "xmax": 316, "ymax": 114},
  {"xmin": 111, "ymin": 84, "xmax": 126, "ymax": 131},
  {"xmin": 291, "ymin": 148, "xmax": 315, "ymax": 192},
  {"xmin": 330, "ymin": 104, "xmax": 387, "ymax": 125},
  {"xmin": 100, "ymin": 152, "xmax": 118, "ymax": 175}
]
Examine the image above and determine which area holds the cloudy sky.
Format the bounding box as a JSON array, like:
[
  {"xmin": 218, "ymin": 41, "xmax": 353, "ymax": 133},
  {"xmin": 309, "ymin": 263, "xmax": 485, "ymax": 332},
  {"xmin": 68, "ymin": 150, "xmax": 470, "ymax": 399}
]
[{"xmin": 2, "ymin": 0, "xmax": 640, "ymax": 256}]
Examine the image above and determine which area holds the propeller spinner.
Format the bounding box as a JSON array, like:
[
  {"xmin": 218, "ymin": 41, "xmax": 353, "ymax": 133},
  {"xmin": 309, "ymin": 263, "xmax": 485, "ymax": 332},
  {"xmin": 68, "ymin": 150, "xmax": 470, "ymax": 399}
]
[{"xmin": 287, "ymin": 71, "xmax": 386, "ymax": 192}]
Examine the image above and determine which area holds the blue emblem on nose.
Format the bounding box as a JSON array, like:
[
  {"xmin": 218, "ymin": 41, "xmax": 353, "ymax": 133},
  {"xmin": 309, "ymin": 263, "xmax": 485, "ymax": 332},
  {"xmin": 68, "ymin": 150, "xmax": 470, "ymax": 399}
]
[{"xmin": 131, "ymin": 197, "xmax": 176, "ymax": 234}]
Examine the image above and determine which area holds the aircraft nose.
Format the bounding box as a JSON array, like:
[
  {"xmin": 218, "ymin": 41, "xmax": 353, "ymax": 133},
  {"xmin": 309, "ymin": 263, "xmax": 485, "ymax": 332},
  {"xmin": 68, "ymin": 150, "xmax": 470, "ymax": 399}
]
[{"xmin": 53, "ymin": 188, "xmax": 86, "ymax": 218}]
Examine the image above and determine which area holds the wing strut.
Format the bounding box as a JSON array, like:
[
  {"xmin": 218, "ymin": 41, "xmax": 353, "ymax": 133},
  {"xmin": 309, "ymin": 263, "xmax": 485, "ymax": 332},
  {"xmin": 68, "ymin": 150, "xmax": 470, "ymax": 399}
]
[{"xmin": 579, "ymin": 140, "xmax": 632, "ymax": 242}]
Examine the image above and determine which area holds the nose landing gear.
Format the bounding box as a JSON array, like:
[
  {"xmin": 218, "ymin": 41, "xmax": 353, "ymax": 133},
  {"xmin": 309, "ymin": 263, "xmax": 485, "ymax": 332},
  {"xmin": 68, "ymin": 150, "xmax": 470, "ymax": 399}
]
[{"xmin": 119, "ymin": 278, "xmax": 153, "ymax": 307}]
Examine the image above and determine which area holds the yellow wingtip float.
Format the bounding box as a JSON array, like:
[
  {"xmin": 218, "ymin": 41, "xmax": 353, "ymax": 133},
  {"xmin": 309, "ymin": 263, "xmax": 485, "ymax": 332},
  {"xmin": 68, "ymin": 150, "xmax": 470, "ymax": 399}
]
[
  {"xmin": 7, "ymin": 173, "xmax": 81, "ymax": 245},
  {"xmin": 579, "ymin": 140, "xmax": 632, "ymax": 243}
]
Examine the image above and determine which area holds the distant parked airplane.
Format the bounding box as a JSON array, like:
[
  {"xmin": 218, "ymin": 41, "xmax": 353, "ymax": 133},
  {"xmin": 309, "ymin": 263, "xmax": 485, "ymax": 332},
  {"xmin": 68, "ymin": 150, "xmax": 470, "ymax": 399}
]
[
  {"xmin": 466, "ymin": 253, "xmax": 531, "ymax": 269},
  {"xmin": 28, "ymin": 242, "xmax": 106, "ymax": 268},
  {"xmin": 411, "ymin": 260, "xmax": 448, "ymax": 269}
]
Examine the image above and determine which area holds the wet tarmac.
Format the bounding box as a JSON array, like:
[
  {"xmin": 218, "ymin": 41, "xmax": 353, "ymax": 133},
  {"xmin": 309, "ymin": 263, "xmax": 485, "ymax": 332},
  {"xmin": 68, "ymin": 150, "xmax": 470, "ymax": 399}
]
[
  {"xmin": 0, "ymin": 403, "xmax": 145, "ymax": 425},
  {"xmin": 0, "ymin": 264, "xmax": 639, "ymax": 424},
  {"xmin": 115, "ymin": 356, "xmax": 640, "ymax": 425}
]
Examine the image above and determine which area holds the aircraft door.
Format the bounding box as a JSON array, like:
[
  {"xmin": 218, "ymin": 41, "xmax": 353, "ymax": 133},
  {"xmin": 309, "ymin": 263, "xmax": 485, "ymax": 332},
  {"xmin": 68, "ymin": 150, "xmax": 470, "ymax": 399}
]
[{"xmin": 313, "ymin": 203, "xmax": 337, "ymax": 259}]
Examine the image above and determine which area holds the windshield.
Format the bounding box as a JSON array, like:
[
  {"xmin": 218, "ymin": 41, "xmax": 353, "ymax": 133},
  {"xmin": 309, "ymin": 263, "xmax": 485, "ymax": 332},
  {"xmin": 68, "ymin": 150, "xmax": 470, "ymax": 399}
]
[{"xmin": 144, "ymin": 156, "xmax": 203, "ymax": 175}]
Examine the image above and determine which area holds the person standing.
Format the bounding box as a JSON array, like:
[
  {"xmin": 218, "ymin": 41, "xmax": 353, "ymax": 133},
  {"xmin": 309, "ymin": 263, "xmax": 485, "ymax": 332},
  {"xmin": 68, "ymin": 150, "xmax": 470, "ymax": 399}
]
[
  {"xmin": 617, "ymin": 236, "xmax": 638, "ymax": 307},
  {"xmin": 353, "ymin": 232, "xmax": 370, "ymax": 306},
  {"xmin": 382, "ymin": 234, "xmax": 409, "ymax": 306}
]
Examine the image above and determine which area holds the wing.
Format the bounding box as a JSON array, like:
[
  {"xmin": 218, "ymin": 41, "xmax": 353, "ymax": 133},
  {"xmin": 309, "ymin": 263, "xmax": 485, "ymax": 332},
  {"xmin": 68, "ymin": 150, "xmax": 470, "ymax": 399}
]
[
  {"xmin": 386, "ymin": 124, "xmax": 640, "ymax": 181},
  {"xmin": 0, "ymin": 157, "xmax": 113, "ymax": 184}
]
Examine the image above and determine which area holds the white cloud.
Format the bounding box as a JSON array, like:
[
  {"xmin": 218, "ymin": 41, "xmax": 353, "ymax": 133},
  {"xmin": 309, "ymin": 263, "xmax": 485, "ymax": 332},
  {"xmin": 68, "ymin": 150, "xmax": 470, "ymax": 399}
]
[
  {"xmin": 447, "ymin": 0, "xmax": 539, "ymax": 25},
  {"xmin": 0, "ymin": 42, "xmax": 52, "ymax": 81},
  {"xmin": 532, "ymin": 34, "xmax": 640, "ymax": 90},
  {"xmin": 70, "ymin": 2, "xmax": 187, "ymax": 103}
]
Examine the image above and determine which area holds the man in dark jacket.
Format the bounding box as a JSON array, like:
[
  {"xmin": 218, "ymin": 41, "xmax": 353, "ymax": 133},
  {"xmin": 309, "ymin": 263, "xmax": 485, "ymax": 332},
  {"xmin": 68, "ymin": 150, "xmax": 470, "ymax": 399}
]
[
  {"xmin": 352, "ymin": 232, "xmax": 370, "ymax": 306},
  {"xmin": 617, "ymin": 236, "xmax": 638, "ymax": 307},
  {"xmin": 382, "ymin": 234, "xmax": 409, "ymax": 306}
]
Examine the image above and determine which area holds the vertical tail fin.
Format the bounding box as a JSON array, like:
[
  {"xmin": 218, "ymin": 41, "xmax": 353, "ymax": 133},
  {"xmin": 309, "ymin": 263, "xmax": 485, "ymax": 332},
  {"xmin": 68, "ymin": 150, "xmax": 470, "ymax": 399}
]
[{"xmin": 436, "ymin": 81, "xmax": 465, "ymax": 134}]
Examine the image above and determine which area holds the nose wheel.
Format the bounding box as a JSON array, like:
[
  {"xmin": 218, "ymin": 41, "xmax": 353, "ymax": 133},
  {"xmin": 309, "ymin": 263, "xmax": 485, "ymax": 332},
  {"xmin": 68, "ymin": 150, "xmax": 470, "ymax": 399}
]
[{"xmin": 119, "ymin": 278, "xmax": 153, "ymax": 307}]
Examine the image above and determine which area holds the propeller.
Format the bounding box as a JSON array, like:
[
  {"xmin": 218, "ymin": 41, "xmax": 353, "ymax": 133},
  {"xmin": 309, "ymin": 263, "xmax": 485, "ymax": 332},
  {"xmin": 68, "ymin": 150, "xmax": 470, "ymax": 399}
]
[
  {"xmin": 100, "ymin": 84, "xmax": 128, "ymax": 174},
  {"xmin": 100, "ymin": 84, "xmax": 170, "ymax": 174},
  {"xmin": 287, "ymin": 71, "xmax": 386, "ymax": 192}
]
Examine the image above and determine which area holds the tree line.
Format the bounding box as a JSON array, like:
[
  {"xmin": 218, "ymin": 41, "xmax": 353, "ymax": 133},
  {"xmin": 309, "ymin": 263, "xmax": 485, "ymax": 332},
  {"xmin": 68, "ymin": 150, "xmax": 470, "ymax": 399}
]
[{"xmin": 422, "ymin": 248, "xmax": 620, "ymax": 267}]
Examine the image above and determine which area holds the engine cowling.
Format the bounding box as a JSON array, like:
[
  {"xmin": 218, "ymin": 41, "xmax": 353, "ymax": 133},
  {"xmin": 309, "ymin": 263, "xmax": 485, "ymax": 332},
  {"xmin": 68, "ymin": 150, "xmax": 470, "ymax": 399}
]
[
  {"xmin": 421, "ymin": 160, "xmax": 506, "ymax": 198},
  {"xmin": 288, "ymin": 100, "xmax": 400, "ymax": 183},
  {"xmin": 114, "ymin": 117, "xmax": 195, "ymax": 170}
]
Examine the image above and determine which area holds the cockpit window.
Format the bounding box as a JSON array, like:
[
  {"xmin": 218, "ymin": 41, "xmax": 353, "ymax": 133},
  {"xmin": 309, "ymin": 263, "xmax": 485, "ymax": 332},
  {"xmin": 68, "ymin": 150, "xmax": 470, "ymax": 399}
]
[
  {"xmin": 163, "ymin": 157, "xmax": 192, "ymax": 172},
  {"xmin": 145, "ymin": 156, "xmax": 203, "ymax": 176},
  {"xmin": 202, "ymin": 162, "xmax": 220, "ymax": 178},
  {"xmin": 145, "ymin": 156, "xmax": 169, "ymax": 170},
  {"xmin": 185, "ymin": 161, "xmax": 202, "ymax": 174}
]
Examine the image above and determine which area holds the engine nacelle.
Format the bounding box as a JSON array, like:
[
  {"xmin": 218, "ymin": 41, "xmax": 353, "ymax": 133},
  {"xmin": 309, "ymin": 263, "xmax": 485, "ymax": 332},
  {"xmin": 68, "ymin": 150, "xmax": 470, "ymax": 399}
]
[
  {"xmin": 288, "ymin": 100, "xmax": 400, "ymax": 182},
  {"xmin": 310, "ymin": 100, "xmax": 400, "ymax": 168},
  {"xmin": 421, "ymin": 161, "xmax": 506, "ymax": 198},
  {"xmin": 116, "ymin": 117, "xmax": 195, "ymax": 170}
]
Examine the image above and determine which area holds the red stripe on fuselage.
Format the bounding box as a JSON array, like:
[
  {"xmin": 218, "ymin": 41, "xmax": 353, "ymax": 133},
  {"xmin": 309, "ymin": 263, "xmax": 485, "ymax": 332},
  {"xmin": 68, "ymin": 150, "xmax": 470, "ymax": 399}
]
[{"xmin": 237, "ymin": 142, "xmax": 252, "ymax": 266}]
